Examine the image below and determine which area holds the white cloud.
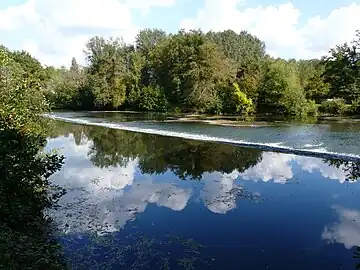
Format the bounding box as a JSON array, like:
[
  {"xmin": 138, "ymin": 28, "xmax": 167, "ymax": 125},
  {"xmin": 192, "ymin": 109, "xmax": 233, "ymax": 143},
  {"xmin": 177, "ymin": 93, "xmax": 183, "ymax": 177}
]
[
  {"xmin": 0, "ymin": 0, "xmax": 39, "ymax": 31},
  {"xmin": 125, "ymin": 0, "xmax": 175, "ymax": 15},
  {"xmin": 148, "ymin": 183, "xmax": 190, "ymax": 211},
  {"xmin": 0, "ymin": 0, "xmax": 175, "ymax": 66},
  {"xmin": 1, "ymin": 0, "xmax": 359, "ymax": 65},
  {"xmin": 301, "ymin": 3, "xmax": 360, "ymax": 54},
  {"xmin": 36, "ymin": 0, "xmax": 132, "ymax": 30},
  {"xmin": 322, "ymin": 205, "xmax": 360, "ymax": 249},
  {"xmin": 180, "ymin": 1, "xmax": 360, "ymax": 59}
]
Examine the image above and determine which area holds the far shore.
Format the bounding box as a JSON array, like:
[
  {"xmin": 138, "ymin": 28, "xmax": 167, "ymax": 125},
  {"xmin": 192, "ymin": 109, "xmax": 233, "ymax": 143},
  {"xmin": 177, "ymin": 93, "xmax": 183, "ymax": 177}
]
[{"xmin": 51, "ymin": 110, "xmax": 360, "ymax": 128}]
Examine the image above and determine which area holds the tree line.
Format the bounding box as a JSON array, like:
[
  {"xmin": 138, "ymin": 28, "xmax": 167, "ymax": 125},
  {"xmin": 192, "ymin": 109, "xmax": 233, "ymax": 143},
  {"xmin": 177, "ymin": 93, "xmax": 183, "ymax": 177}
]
[{"xmin": 2, "ymin": 28, "xmax": 360, "ymax": 118}]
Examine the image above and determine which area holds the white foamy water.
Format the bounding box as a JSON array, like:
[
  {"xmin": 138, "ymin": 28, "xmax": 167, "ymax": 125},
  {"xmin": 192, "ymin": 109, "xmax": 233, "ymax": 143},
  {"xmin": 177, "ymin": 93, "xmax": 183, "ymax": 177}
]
[
  {"xmin": 44, "ymin": 114, "xmax": 360, "ymax": 162},
  {"xmin": 304, "ymin": 143, "xmax": 324, "ymax": 148}
]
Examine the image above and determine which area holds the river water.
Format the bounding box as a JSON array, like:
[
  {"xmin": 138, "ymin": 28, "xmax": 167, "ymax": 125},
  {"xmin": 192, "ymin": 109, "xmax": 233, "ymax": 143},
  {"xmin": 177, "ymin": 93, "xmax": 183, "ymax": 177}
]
[{"xmin": 45, "ymin": 112, "xmax": 360, "ymax": 269}]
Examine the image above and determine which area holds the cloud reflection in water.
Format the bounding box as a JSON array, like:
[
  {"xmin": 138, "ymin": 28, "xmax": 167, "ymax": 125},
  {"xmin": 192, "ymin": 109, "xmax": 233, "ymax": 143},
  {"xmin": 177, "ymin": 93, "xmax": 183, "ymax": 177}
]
[
  {"xmin": 48, "ymin": 135, "xmax": 191, "ymax": 235},
  {"xmin": 322, "ymin": 205, "xmax": 360, "ymax": 249},
  {"xmin": 47, "ymin": 133, "xmax": 357, "ymax": 234}
]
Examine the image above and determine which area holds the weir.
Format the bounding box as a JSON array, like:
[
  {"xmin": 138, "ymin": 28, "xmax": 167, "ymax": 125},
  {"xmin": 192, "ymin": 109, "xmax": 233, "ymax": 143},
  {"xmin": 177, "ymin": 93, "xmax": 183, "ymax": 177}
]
[{"xmin": 44, "ymin": 114, "xmax": 360, "ymax": 163}]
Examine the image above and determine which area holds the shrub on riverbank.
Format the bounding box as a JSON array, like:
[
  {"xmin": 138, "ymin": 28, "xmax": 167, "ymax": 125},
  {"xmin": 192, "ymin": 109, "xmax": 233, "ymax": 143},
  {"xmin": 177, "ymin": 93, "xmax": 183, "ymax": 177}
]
[
  {"xmin": 319, "ymin": 99, "xmax": 347, "ymax": 116},
  {"xmin": 0, "ymin": 46, "xmax": 67, "ymax": 269},
  {"xmin": 349, "ymin": 99, "xmax": 360, "ymax": 115}
]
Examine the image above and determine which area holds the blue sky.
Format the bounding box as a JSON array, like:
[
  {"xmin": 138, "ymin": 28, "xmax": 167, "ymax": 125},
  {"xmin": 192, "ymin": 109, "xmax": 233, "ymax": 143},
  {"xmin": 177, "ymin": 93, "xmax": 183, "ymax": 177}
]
[
  {"xmin": 131, "ymin": 0, "xmax": 359, "ymax": 32},
  {"xmin": 0, "ymin": 0, "xmax": 359, "ymax": 66}
]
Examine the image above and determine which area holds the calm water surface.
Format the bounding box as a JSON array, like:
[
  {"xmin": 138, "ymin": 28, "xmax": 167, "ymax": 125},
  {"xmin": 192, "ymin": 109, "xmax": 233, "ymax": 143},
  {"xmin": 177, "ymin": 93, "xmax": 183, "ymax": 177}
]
[
  {"xmin": 46, "ymin": 115, "xmax": 360, "ymax": 269},
  {"xmin": 47, "ymin": 111, "xmax": 360, "ymax": 158}
]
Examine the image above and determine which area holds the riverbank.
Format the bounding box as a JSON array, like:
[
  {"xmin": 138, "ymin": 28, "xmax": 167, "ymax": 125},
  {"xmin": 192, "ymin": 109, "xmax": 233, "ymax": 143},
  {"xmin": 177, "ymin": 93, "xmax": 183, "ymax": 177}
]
[{"xmin": 56, "ymin": 110, "xmax": 360, "ymax": 128}]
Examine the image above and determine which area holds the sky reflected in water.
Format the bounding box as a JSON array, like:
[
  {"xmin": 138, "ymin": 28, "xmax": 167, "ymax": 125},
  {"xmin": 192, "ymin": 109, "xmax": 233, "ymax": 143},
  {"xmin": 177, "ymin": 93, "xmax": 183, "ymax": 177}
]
[{"xmin": 46, "ymin": 121, "xmax": 360, "ymax": 269}]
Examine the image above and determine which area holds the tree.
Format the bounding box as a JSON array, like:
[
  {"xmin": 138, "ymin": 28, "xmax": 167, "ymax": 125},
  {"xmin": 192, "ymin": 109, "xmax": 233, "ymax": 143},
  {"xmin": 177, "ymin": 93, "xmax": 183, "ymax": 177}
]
[
  {"xmin": 151, "ymin": 30, "xmax": 236, "ymax": 112},
  {"xmin": 135, "ymin": 28, "xmax": 167, "ymax": 55},
  {"xmin": 135, "ymin": 29, "xmax": 168, "ymax": 87},
  {"xmin": 0, "ymin": 46, "xmax": 67, "ymax": 269},
  {"xmin": 10, "ymin": 50, "xmax": 47, "ymax": 83},
  {"xmin": 207, "ymin": 30, "xmax": 266, "ymax": 102},
  {"xmin": 70, "ymin": 57, "xmax": 80, "ymax": 73},
  {"xmin": 123, "ymin": 50, "xmax": 145, "ymax": 109},
  {"xmin": 84, "ymin": 36, "xmax": 128, "ymax": 110},
  {"xmin": 258, "ymin": 59, "xmax": 315, "ymax": 116},
  {"xmin": 296, "ymin": 59, "xmax": 320, "ymax": 88},
  {"xmin": 45, "ymin": 58, "xmax": 86, "ymax": 110},
  {"xmin": 19, "ymin": 28, "xmax": 360, "ymax": 118},
  {"xmin": 137, "ymin": 85, "xmax": 168, "ymax": 112},
  {"xmin": 304, "ymin": 64, "xmax": 330, "ymax": 103},
  {"xmin": 322, "ymin": 31, "xmax": 360, "ymax": 102},
  {"xmin": 221, "ymin": 82, "xmax": 254, "ymax": 115},
  {"xmin": 0, "ymin": 47, "xmax": 49, "ymax": 134}
]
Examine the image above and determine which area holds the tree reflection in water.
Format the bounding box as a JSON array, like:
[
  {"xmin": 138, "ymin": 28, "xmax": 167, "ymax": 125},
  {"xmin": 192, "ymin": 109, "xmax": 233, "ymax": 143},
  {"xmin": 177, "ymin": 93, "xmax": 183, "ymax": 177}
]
[
  {"xmin": 48, "ymin": 120, "xmax": 360, "ymax": 269},
  {"xmin": 325, "ymin": 158, "xmax": 360, "ymax": 183},
  {"xmin": 323, "ymin": 158, "xmax": 360, "ymax": 269},
  {"xmin": 48, "ymin": 120, "xmax": 263, "ymax": 180}
]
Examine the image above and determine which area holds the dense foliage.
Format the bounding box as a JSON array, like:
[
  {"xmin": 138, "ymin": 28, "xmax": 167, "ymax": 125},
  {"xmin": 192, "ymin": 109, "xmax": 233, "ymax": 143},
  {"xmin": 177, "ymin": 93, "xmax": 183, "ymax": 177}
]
[
  {"xmin": 0, "ymin": 46, "xmax": 66, "ymax": 268},
  {"xmin": 3, "ymin": 28, "xmax": 359, "ymax": 117}
]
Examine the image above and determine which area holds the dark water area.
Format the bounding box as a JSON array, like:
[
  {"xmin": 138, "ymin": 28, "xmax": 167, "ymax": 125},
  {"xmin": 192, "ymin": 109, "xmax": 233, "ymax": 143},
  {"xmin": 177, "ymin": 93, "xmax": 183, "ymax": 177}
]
[{"xmin": 46, "ymin": 118, "xmax": 360, "ymax": 270}]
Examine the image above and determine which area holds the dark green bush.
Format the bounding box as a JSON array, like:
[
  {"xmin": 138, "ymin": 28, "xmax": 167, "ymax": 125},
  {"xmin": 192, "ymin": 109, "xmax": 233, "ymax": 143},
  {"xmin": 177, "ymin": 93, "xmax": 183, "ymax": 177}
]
[
  {"xmin": 303, "ymin": 100, "xmax": 318, "ymax": 116},
  {"xmin": 348, "ymin": 99, "xmax": 360, "ymax": 115},
  {"xmin": 138, "ymin": 85, "xmax": 168, "ymax": 112},
  {"xmin": 318, "ymin": 98, "xmax": 346, "ymax": 115},
  {"xmin": 0, "ymin": 131, "xmax": 66, "ymax": 270}
]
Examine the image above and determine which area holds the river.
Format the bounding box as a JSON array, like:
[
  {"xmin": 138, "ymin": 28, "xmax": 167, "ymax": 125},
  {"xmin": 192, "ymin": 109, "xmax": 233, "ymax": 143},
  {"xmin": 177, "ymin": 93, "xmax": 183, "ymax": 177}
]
[{"xmin": 45, "ymin": 111, "xmax": 360, "ymax": 269}]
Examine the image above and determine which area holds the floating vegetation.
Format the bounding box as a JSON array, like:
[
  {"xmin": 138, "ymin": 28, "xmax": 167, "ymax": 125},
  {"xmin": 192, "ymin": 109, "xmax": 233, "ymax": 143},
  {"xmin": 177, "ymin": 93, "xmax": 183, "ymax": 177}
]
[
  {"xmin": 61, "ymin": 232, "xmax": 212, "ymax": 270},
  {"xmin": 204, "ymin": 185, "xmax": 263, "ymax": 210}
]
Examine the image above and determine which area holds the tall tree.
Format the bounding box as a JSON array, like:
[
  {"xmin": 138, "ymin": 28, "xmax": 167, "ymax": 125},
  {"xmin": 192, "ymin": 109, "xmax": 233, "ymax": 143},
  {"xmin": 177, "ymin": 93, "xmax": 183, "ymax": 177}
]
[
  {"xmin": 151, "ymin": 30, "xmax": 236, "ymax": 112},
  {"xmin": 135, "ymin": 28, "xmax": 167, "ymax": 55},
  {"xmin": 303, "ymin": 63, "xmax": 330, "ymax": 103},
  {"xmin": 70, "ymin": 57, "xmax": 80, "ymax": 74},
  {"xmin": 10, "ymin": 50, "xmax": 47, "ymax": 83},
  {"xmin": 85, "ymin": 36, "xmax": 128, "ymax": 110},
  {"xmin": 123, "ymin": 50, "xmax": 145, "ymax": 108},
  {"xmin": 258, "ymin": 58, "xmax": 315, "ymax": 116},
  {"xmin": 207, "ymin": 30, "xmax": 266, "ymax": 102},
  {"xmin": 135, "ymin": 29, "xmax": 168, "ymax": 87},
  {"xmin": 296, "ymin": 59, "xmax": 320, "ymax": 88},
  {"xmin": 322, "ymin": 31, "xmax": 360, "ymax": 102},
  {"xmin": 0, "ymin": 47, "xmax": 49, "ymax": 132}
]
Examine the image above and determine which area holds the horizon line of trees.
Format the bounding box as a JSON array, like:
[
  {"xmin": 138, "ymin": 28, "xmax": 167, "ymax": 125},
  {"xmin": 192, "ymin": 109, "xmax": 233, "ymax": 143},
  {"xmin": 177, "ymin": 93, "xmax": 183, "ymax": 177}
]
[{"xmin": 3, "ymin": 28, "xmax": 360, "ymax": 118}]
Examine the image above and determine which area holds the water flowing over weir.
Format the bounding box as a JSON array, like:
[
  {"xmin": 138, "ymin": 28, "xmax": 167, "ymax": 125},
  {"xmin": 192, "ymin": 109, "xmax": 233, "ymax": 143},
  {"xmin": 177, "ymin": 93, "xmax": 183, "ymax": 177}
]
[{"xmin": 44, "ymin": 114, "xmax": 360, "ymax": 162}]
